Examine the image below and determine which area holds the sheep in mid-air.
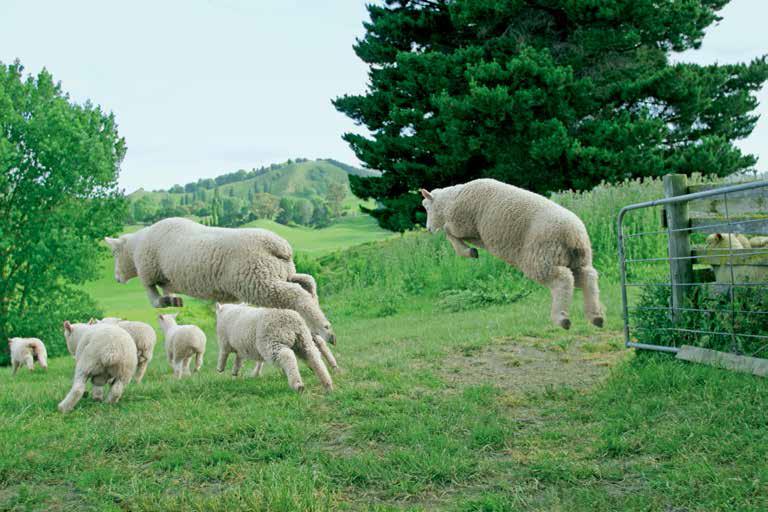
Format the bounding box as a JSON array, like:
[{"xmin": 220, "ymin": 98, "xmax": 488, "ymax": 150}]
[
  {"xmin": 8, "ymin": 337, "xmax": 48, "ymax": 375},
  {"xmin": 215, "ymin": 303, "xmax": 333, "ymax": 393},
  {"xmin": 421, "ymin": 178, "xmax": 603, "ymax": 329},
  {"xmin": 97, "ymin": 318, "xmax": 157, "ymax": 383},
  {"xmin": 104, "ymin": 217, "xmax": 335, "ymax": 346},
  {"xmin": 157, "ymin": 313, "xmax": 206, "ymax": 379},
  {"xmin": 59, "ymin": 322, "xmax": 137, "ymax": 413}
]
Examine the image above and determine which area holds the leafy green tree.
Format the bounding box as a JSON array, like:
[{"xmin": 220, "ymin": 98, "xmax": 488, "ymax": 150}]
[
  {"xmin": 276, "ymin": 197, "xmax": 296, "ymax": 225},
  {"xmin": 325, "ymin": 181, "xmax": 347, "ymax": 219},
  {"xmin": 294, "ymin": 198, "xmax": 315, "ymax": 225},
  {"xmin": 250, "ymin": 192, "xmax": 281, "ymax": 220},
  {"xmin": 311, "ymin": 199, "xmax": 332, "ymax": 228},
  {"xmin": 335, "ymin": 0, "xmax": 768, "ymax": 231},
  {"xmin": 0, "ymin": 61, "xmax": 125, "ymax": 363}
]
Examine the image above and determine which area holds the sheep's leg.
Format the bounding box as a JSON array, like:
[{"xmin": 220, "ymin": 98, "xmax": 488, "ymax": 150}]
[
  {"xmin": 12, "ymin": 361, "xmax": 19, "ymax": 376},
  {"xmin": 183, "ymin": 357, "xmax": 192, "ymax": 376},
  {"xmin": 216, "ymin": 349, "xmax": 229, "ymax": 373},
  {"xmin": 301, "ymin": 342, "xmax": 334, "ymax": 392},
  {"xmin": 194, "ymin": 352, "xmax": 203, "ymax": 372},
  {"xmin": 144, "ymin": 283, "xmax": 164, "ymax": 308},
  {"xmin": 24, "ymin": 354, "xmax": 35, "ymax": 371},
  {"xmin": 134, "ymin": 356, "xmax": 149, "ymax": 383},
  {"xmin": 273, "ymin": 347, "xmax": 304, "ymax": 392},
  {"xmin": 91, "ymin": 385, "xmax": 105, "ymax": 402},
  {"xmin": 288, "ymin": 274, "xmax": 318, "ymax": 298},
  {"xmin": 573, "ymin": 266, "xmax": 604, "ymax": 328},
  {"xmin": 106, "ymin": 379, "xmax": 127, "ymax": 404},
  {"xmin": 543, "ymin": 266, "xmax": 575, "ymax": 330},
  {"xmin": 446, "ymin": 233, "xmax": 478, "ymax": 259},
  {"xmin": 250, "ymin": 361, "xmax": 264, "ymax": 378},
  {"xmin": 161, "ymin": 285, "xmax": 184, "ymax": 307},
  {"xmin": 314, "ymin": 335, "xmax": 339, "ymax": 371},
  {"xmin": 173, "ymin": 359, "xmax": 184, "ymax": 379},
  {"xmin": 58, "ymin": 370, "xmax": 88, "ymax": 413},
  {"xmin": 231, "ymin": 354, "xmax": 243, "ymax": 377}
]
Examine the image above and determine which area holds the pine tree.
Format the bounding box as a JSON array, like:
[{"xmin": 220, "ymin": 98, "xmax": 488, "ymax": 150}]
[{"xmin": 335, "ymin": 0, "xmax": 768, "ymax": 231}]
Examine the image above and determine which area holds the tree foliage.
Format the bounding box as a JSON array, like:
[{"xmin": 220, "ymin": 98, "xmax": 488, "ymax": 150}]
[
  {"xmin": 335, "ymin": 0, "xmax": 768, "ymax": 231},
  {"xmin": 0, "ymin": 61, "xmax": 125, "ymax": 363}
]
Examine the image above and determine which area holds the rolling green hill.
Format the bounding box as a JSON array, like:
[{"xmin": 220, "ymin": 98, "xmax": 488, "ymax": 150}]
[{"xmin": 128, "ymin": 158, "xmax": 378, "ymax": 219}]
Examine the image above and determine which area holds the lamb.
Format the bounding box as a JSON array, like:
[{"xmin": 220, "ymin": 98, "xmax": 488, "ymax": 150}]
[
  {"xmin": 157, "ymin": 313, "xmax": 206, "ymax": 379},
  {"xmin": 749, "ymin": 236, "xmax": 768, "ymax": 248},
  {"xmin": 104, "ymin": 217, "xmax": 336, "ymax": 346},
  {"xmin": 420, "ymin": 178, "xmax": 603, "ymax": 329},
  {"xmin": 8, "ymin": 337, "xmax": 48, "ymax": 375},
  {"xmin": 97, "ymin": 318, "xmax": 157, "ymax": 383},
  {"xmin": 705, "ymin": 233, "xmax": 751, "ymax": 250},
  {"xmin": 215, "ymin": 303, "xmax": 333, "ymax": 392},
  {"xmin": 59, "ymin": 322, "xmax": 137, "ymax": 413}
]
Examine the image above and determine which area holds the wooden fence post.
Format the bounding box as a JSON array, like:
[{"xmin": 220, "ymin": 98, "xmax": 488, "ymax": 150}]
[{"xmin": 663, "ymin": 174, "xmax": 693, "ymax": 317}]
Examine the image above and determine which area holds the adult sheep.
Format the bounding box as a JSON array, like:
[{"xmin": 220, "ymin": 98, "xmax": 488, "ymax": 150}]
[
  {"xmin": 104, "ymin": 218, "xmax": 335, "ymax": 344},
  {"xmin": 420, "ymin": 179, "xmax": 604, "ymax": 329}
]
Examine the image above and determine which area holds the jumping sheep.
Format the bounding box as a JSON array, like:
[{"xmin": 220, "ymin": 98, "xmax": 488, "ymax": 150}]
[
  {"xmin": 157, "ymin": 313, "xmax": 206, "ymax": 379},
  {"xmin": 104, "ymin": 217, "xmax": 336, "ymax": 346},
  {"xmin": 97, "ymin": 318, "xmax": 157, "ymax": 383},
  {"xmin": 705, "ymin": 233, "xmax": 751, "ymax": 250},
  {"xmin": 420, "ymin": 178, "xmax": 604, "ymax": 329},
  {"xmin": 59, "ymin": 322, "xmax": 137, "ymax": 413},
  {"xmin": 215, "ymin": 303, "xmax": 333, "ymax": 393},
  {"xmin": 8, "ymin": 337, "xmax": 47, "ymax": 375}
]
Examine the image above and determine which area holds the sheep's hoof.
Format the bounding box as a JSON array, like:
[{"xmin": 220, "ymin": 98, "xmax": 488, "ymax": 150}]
[
  {"xmin": 159, "ymin": 296, "xmax": 183, "ymax": 308},
  {"xmin": 469, "ymin": 248, "xmax": 479, "ymax": 259},
  {"xmin": 295, "ymin": 384, "xmax": 305, "ymax": 394},
  {"xmin": 559, "ymin": 318, "xmax": 571, "ymax": 330},
  {"xmin": 591, "ymin": 316, "xmax": 604, "ymax": 328}
]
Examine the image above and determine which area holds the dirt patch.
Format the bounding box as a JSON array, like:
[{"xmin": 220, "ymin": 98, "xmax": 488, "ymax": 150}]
[{"xmin": 439, "ymin": 331, "xmax": 629, "ymax": 394}]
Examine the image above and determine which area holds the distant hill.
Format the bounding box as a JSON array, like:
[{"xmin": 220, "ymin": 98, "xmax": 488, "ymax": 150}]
[{"xmin": 126, "ymin": 158, "xmax": 380, "ymax": 227}]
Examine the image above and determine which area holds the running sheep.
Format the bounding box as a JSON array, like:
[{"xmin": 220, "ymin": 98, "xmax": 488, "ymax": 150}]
[
  {"xmin": 104, "ymin": 217, "xmax": 336, "ymax": 346},
  {"xmin": 98, "ymin": 318, "xmax": 157, "ymax": 383},
  {"xmin": 157, "ymin": 313, "xmax": 206, "ymax": 379},
  {"xmin": 421, "ymin": 178, "xmax": 604, "ymax": 329},
  {"xmin": 8, "ymin": 337, "xmax": 48, "ymax": 375},
  {"xmin": 215, "ymin": 303, "xmax": 333, "ymax": 393},
  {"xmin": 59, "ymin": 322, "xmax": 137, "ymax": 413}
]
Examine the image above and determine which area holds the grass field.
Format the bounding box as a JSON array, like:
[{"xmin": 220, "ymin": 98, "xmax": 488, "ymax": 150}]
[{"xmin": 2, "ymin": 182, "xmax": 767, "ymax": 511}]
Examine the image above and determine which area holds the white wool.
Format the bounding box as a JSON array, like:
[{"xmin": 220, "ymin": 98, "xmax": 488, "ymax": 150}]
[
  {"xmin": 422, "ymin": 178, "xmax": 604, "ymax": 329},
  {"xmin": 98, "ymin": 318, "xmax": 157, "ymax": 383},
  {"xmin": 157, "ymin": 313, "xmax": 206, "ymax": 379},
  {"xmin": 105, "ymin": 217, "xmax": 335, "ymax": 344},
  {"xmin": 215, "ymin": 303, "xmax": 333, "ymax": 392},
  {"xmin": 58, "ymin": 323, "xmax": 137, "ymax": 413},
  {"xmin": 8, "ymin": 337, "xmax": 47, "ymax": 375}
]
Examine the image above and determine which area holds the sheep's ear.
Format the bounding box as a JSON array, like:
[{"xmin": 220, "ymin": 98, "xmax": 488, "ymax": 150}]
[
  {"xmin": 715, "ymin": 233, "xmax": 723, "ymax": 240},
  {"xmin": 158, "ymin": 314, "xmax": 165, "ymax": 321},
  {"xmin": 169, "ymin": 313, "xmax": 179, "ymax": 319},
  {"xmin": 63, "ymin": 321, "xmax": 73, "ymax": 334},
  {"xmin": 104, "ymin": 237, "xmax": 121, "ymax": 249},
  {"xmin": 215, "ymin": 302, "xmax": 221, "ymax": 313},
  {"xmin": 420, "ymin": 188, "xmax": 433, "ymax": 201},
  {"xmin": 87, "ymin": 318, "xmax": 96, "ymax": 325}
]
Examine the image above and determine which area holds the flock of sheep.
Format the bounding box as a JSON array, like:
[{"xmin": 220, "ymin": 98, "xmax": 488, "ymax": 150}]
[{"xmin": 8, "ymin": 178, "xmax": 607, "ymax": 412}]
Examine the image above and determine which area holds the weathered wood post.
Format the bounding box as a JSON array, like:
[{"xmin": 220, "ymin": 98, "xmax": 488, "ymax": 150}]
[{"xmin": 663, "ymin": 174, "xmax": 693, "ymax": 318}]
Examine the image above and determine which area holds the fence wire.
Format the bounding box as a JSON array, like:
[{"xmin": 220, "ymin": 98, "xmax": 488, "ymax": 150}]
[{"xmin": 617, "ymin": 179, "xmax": 768, "ymax": 357}]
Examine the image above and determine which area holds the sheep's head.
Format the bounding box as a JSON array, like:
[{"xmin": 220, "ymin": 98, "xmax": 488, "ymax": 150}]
[
  {"xmin": 104, "ymin": 236, "xmax": 137, "ymax": 284},
  {"xmin": 157, "ymin": 313, "xmax": 179, "ymax": 332},
  {"xmin": 296, "ymin": 292, "xmax": 336, "ymax": 345},
  {"xmin": 62, "ymin": 321, "xmax": 81, "ymax": 356},
  {"xmin": 420, "ymin": 188, "xmax": 446, "ymax": 233}
]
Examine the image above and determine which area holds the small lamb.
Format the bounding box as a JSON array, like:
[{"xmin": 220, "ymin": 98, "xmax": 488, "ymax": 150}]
[
  {"xmin": 59, "ymin": 322, "xmax": 137, "ymax": 413},
  {"xmin": 749, "ymin": 236, "xmax": 768, "ymax": 248},
  {"xmin": 157, "ymin": 313, "xmax": 206, "ymax": 379},
  {"xmin": 97, "ymin": 318, "xmax": 157, "ymax": 383},
  {"xmin": 421, "ymin": 178, "xmax": 604, "ymax": 329},
  {"xmin": 215, "ymin": 303, "xmax": 333, "ymax": 393},
  {"xmin": 8, "ymin": 337, "xmax": 48, "ymax": 375},
  {"xmin": 705, "ymin": 233, "xmax": 751, "ymax": 250}
]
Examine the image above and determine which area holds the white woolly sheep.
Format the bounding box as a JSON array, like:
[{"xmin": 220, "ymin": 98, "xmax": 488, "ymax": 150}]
[
  {"xmin": 59, "ymin": 322, "xmax": 137, "ymax": 413},
  {"xmin": 705, "ymin": 233, "xmax": 751, "ymax": 250},
  {"xmin": 749, "ymin": 236, "xmax": 768, "ymax": 248},
  {"xmin": 98, "ymin": 317, "xmax": 157, "ymax": 383},
  {"xmin": 104, "ymin": 217, "xmax": 336, "ymax": 346},
  {"xmin": 421, "ymin": 178, "xmax": 604, "ymax": 329},
  {"xmin": 8, "ymin": 337, "xmax": 48, "ymax": 375},
  {"xmin": 215, "ymin": 303, "xmax": 333, "ymax": 392},
  {"xmin": 157, "ymin": 313, "xmax": 206, "ymax": 379}
]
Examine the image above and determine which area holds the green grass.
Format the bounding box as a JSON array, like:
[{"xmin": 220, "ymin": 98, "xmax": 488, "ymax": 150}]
[
  {"xmin": 241, "ymin": 215, "xmax": 394, "ymax": 255},
  {"xmin": 3, "ymin": 178, "xmax": 767, "ymax": 510}
]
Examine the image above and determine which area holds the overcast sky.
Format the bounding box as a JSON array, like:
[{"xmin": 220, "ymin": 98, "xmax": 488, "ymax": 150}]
[{"xmin": 1, "ymin": 1, "xmax": 766, "ymax": 193}]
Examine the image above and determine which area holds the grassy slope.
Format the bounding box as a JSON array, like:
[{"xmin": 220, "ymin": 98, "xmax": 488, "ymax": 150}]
[{"xmin": 2, "ymin": 182, "xmax": 768, "ymax": 510}]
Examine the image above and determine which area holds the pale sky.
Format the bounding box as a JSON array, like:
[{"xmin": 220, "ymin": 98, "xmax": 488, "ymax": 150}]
[{"xmin": 1, "ymin": 0, "xmax": 766, "ymax": 193}]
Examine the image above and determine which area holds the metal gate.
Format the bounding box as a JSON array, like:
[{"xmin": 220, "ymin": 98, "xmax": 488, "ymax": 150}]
[{"xmin": 617, "ymin": 175, "xmax": 768, "ymax": 358}]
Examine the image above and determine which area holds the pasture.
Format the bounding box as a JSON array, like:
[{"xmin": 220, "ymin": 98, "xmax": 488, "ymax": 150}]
[{"xmin": 2, "ymin": 179, "xmax": 767, "ymax": 511}]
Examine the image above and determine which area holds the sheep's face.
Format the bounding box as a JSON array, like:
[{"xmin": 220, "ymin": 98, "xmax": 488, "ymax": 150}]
[
  {"xmin": 104, "ymin": 236, "xmax": 137, "ymax": 284},
  {"xmin": 420, "ymin": 188, "xmax": 445, "ymax": 233},
  {"xmin": 300, "ymin": 296, "xmax": 336, "ymax": 345},
  {"xmin": 62, "ymin": 321, "xmax": 80, "ymax": 356}
]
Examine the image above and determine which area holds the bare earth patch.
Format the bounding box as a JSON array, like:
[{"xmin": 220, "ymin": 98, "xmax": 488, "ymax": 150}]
[{"xmin": 439, "ymin": 331, "xmax": 629, "ymax": 393}]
